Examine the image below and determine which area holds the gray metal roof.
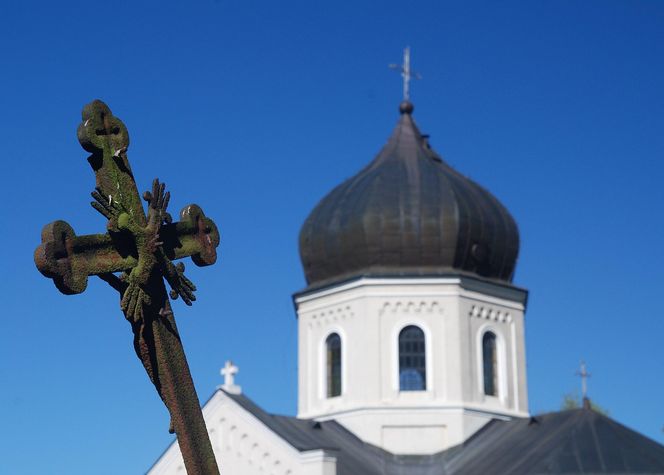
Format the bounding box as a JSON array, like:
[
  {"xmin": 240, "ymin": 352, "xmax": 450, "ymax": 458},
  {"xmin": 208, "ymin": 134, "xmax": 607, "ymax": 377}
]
[
  {"xmin": 442, "ymin": 408, "xmax": 664, "ymax": 474},
  {"xmin": 226, "ymin": 390, "xmax": 664, "ymax": 474},
  {"xmin": 298, "ymin": 100, "xmax": 520, "ymax": 290}
]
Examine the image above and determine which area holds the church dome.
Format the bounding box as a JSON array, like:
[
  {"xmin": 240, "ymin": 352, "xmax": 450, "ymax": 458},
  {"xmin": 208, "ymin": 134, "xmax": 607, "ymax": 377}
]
[{"xmin": 299, "ymin": 101, "xmax": 519, "ymax": 289}]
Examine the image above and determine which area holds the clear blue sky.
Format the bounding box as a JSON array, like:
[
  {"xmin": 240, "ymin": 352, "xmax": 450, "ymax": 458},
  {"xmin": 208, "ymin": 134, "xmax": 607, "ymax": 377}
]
[{"xmin": 1, "ymin": 1, "xmax": 663, "ymax": 473}]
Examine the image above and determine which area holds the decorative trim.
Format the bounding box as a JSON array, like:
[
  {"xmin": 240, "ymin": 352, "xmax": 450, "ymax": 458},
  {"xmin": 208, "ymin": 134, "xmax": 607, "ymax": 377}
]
[
  {"xmin": 308, "ymin": 404, "xmax": 528, "ymax": 421},
  {"xmin": 379, "ymin": 300, "xmax": 443, "ymax": 316},
  {"xmin": 469, "ymin": 304, "xmax": 512, "ymax": 324},
  {"xmin": 293, "ymin": 274, "xmax": 528, "ymax": 306},
  {"xmin": 308, "ymin": 305, "xmax": 354, "ymax": 328}
]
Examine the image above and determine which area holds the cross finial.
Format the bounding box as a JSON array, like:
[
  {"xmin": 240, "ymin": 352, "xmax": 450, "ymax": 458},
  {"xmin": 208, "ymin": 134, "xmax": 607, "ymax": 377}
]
[
  {"xmin": 389, "ymin": 46, "xmax": 422, "ymax": 101},
  {"xmin": 219, "ymin": 360, "xmax": 241, "ymax": 394},
  {"xmin": 575, "ymin": 360, "xmax": 591, "ymax": 400}
]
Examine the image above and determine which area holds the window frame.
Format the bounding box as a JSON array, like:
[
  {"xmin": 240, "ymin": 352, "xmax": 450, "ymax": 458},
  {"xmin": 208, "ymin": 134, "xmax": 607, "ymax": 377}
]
[
  {"xmin": 320, "ymin": 329, "xmax": 345, "ymax": 399},
  {"xmin": 482, "ymin": 331, "xmax": 498, "ymax": 396},
  {"xmin": 476, "ymin": 326, "xmax": 506, "ymax": 402},
  {"xmin": 395, "ymin": 323, "xmax": 430, "ymax": 392},
  {"xmin": 325, "ymin": 332, "xmax": 342, "ymax": 398}
]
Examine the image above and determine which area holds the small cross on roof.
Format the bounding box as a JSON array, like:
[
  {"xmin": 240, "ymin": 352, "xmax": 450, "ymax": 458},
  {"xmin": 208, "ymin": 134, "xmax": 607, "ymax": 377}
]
[{"xmin": 219, "ymin": 360, "xmax": 241, "ymax": 394}]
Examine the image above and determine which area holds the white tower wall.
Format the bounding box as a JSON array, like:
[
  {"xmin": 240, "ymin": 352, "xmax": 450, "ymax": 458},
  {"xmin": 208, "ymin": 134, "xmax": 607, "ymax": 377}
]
[{"xmin": 295, "ymin": 276, "xmax": 528, "ymax": 454}]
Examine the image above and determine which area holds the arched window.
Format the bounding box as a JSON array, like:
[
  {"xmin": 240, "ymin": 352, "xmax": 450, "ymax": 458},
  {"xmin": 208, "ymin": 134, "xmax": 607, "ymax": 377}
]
[
  {"xmin": 325, "ymin": 333, "xmax": 342, "ymax": 397},
  {"xmin": 399, "ymin": 325, "xmax": 426, "ymax": 391},
  {"xmin": 482, "ymin": 331, "xmax": 498, "ymax": 396}
]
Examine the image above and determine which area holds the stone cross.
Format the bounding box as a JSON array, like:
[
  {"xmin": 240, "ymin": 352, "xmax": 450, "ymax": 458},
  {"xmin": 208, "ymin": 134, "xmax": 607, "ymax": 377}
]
[
  {"xmin": 220, "ymin": 361, "xmax": 241, "ymax": 394},
  {"xmin": 35, "ymin": 100, "xmax": 221, "ymax": 475},
  {"xmin": 389, "ymin": 46, "xmax": 422, "ymax": 101}
]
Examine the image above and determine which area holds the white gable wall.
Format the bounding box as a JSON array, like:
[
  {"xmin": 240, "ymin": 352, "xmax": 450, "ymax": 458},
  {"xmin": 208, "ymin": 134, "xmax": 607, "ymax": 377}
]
[{"xmin": 148, "ymin": 391, "xmax": 337, "ymax": 475}]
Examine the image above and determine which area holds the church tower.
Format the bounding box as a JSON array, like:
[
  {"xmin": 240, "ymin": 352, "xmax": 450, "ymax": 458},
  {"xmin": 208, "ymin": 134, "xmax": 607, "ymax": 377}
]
[{"xmin": 294, "ymin": 99, "xmax": 529, "ymax": 455}]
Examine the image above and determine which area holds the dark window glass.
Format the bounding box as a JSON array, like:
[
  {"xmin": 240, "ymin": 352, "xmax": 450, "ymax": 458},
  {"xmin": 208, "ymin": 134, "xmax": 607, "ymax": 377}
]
[
  {"xmin": 483, "ymin": 332, "xmax": 498, "ymax": 396},
  {"xmin": 326, "ymin": 333, "xmax": 342, "ymax": 397},
  {"xmin": 399, "ymin": 326, "xmax": 426, "ymax": 391}
]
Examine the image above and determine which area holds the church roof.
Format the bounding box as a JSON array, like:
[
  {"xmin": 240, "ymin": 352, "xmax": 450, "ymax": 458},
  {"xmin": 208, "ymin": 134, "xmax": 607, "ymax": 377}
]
[
  {"xmin": 225, "ymin": 391, "xmax": 664, "ymax": 474},
  {"xmin": 442, "ymin": 407, "xmax": 664, "ymax": 474},
  {"xmin": 298, "ymin": 101, "xmax": 520, "ymax": 291}
]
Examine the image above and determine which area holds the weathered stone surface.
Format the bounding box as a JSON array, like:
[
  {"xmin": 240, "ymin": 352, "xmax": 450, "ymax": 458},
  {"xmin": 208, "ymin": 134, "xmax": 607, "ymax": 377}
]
[{"xmin": 35, "ymin": 100, "xmax": 221, "ymax": 475}]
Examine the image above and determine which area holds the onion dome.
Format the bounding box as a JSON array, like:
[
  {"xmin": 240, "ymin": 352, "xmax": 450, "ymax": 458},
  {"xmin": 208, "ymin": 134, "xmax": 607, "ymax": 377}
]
[{"xmin": 299, "ymin": 101, "xmax": 519, "ymax": 289}]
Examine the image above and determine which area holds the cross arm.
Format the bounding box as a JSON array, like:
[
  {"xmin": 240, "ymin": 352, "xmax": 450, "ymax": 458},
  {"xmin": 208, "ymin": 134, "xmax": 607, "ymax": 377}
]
[
  {"xmin": 34, "ymin": 204, "xmax": 219, "ymax": 296},
  {"xmin": 161, "ymin": 204, "xmax": 220, "ymax": 266},
  {"xmin": 34, "ymin": 220, "xmax": 137, "ymax": 294}
]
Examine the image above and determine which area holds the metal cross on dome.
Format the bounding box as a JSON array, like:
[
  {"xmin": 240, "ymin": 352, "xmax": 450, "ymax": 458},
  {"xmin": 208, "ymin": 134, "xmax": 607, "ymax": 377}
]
[
  {"xmin": 389, "ymin": 46, "xmax": 422, "ymax": 101},
  {"xmin": 576, "ymin": 360, "xmax": 591, "ymax": 399},
  {"xmin": 34, "ymin": 100, "xmax": 221, "ymax": 475}
]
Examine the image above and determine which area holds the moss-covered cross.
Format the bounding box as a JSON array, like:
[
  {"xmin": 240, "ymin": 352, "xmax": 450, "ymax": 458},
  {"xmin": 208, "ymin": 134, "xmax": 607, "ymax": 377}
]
[{"xmin": 35, "ymin": 100, "xmax": 220, "ymax": 475}]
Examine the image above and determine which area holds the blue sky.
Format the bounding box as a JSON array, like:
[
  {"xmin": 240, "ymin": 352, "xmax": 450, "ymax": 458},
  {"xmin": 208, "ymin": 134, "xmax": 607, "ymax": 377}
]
[{"xmin": 1, "ymin": 1, "xmax": 663, "ymax": 473}]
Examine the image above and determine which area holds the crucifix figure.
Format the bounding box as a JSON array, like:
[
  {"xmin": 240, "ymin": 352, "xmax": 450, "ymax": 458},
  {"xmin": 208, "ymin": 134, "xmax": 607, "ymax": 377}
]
[
  {"xmin": 389, "ymin": 46, "xmax": 422, "ymax": 101},
  {"xmin": 35, "ymin": 100, "xmax": 220, "ymax": 475}
]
